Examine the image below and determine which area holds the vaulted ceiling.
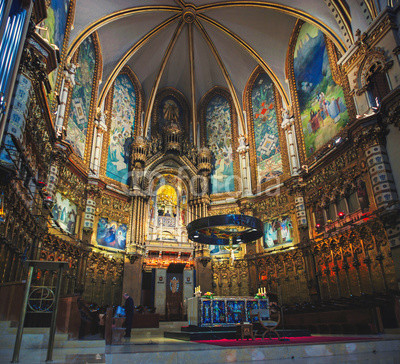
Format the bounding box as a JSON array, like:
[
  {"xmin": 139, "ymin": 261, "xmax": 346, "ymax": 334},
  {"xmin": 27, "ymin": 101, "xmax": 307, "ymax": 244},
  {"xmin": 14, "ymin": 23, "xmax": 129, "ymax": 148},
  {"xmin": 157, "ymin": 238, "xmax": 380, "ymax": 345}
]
[{"xmin": 67, "ymin": 0, "xmax": 373, "ymax": 133}]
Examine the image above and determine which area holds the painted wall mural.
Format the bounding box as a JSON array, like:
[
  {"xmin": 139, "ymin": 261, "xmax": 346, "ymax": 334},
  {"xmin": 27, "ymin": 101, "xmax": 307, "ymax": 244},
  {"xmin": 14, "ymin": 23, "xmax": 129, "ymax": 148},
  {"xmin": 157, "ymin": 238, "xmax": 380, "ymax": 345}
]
[
  {"xmin": 40, "ymin": 0, "xmax": 70, "ymax": 99},
  {"xmin": 294, "ymin": 23, "xmax": 349, "ymax": 158},
  {"xmin": 263, "ymin": 215, "xmax": 294, "ymax": 249},
  {"xmin": 96, "ymin": 217, "xmax": 127, "ymax": 250},
  {"xmin": 251, "ymin": 73, "xmax": 283, "ymax": 184},
  {"xmin": 52, "ymin": 192, "xmax": 77, "ymax": 235},
  {"xmin": 66, "ymin": 35, "xmax": 96, "ymax": 159},
  {"xmin": 106, "ymin": 74, "xmax": 136, "ymax": 184},
  {"xmin": 205, "ymin": 95, "xmax": 234, "ymax": 194}
]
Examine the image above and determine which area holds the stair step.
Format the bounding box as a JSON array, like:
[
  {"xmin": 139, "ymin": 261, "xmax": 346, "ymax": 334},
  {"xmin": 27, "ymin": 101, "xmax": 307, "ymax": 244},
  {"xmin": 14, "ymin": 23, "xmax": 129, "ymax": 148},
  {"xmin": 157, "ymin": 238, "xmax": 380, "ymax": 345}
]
[{"xmin": 3, "ymin": 327, "xmax": 52, "ymax": 335}]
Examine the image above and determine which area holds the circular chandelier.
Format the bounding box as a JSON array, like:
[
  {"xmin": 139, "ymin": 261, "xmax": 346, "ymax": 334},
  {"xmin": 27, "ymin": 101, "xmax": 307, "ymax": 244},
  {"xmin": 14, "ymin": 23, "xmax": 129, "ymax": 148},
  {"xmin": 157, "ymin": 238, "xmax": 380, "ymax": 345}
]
[{"xmin": 187, "ymin": 214, "xmax": 263, "ymax": 245}]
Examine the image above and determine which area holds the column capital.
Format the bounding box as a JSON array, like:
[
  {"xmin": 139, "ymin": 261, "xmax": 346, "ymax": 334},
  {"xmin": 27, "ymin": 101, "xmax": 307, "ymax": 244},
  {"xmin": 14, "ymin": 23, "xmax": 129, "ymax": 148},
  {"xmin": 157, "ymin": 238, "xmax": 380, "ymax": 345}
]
[
  {"xmin": 64, "ymin": 62, "xmax": 78, "ymax": 86},
  {"xmin": 236, "ymin": 134, "xmax": 249, "ymax": 155}
]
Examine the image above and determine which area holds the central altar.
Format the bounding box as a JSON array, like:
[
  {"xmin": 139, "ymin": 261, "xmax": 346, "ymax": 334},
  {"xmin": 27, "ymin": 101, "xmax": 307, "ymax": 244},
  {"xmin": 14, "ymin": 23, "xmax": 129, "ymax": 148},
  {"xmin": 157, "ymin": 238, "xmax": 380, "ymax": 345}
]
[{"xmin": 187, "ymin": 297, "xmax": 269, "ymax": 327}]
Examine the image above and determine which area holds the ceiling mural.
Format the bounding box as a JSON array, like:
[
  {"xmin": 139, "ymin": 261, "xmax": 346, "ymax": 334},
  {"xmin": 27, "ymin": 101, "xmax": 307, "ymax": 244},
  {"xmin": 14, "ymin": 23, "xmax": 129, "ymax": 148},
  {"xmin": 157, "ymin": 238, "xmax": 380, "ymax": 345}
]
[
  {"xmin": 106, "ymin": 73, "xmax": 136, "ymax": 185},
  {"xmin": 66, "ymin": 35, "xmax": 96, "ymax": 159},
  {"xmin": 294, "ymin": 23, "xmax": 349, "ymax": 158},
  {"xmin": 205, "ymin": 94, "xmax": 234, "ymax": 194},
  {"xmin": 250, "ymin": 72, "xmax": 283, "ymax": 185}
]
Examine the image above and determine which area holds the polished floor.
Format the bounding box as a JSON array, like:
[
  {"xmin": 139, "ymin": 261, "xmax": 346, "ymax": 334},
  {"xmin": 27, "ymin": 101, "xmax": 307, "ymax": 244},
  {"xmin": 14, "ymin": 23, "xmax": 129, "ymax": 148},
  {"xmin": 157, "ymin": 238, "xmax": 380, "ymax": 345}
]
[{"xmin": 1, "ymin": 322, "xmax": 400, "ymax": 363}]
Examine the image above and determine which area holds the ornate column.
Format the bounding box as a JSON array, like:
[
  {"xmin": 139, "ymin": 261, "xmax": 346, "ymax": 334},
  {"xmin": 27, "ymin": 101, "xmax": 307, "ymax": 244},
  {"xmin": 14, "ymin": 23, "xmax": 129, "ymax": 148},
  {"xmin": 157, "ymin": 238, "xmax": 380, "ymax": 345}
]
[
  {"xmin": 295, "ymin": 195, "xmax": 308, "ymax": 228},
  {"xmin": 365, "ymin": 143, "xmax": 398, "ymax": 211},
  {"xmin": 82, "ymin": 186, "xmax": 101, "ymax": 244},
  {"xmin": 362, "ymin": 125, "xmax": 400, "ymax": 251},
  {"xmin": 46, "ymin": 147, "xmax": 69, "ymax": 201},
  {"xmin": 237, "ymin": 135, "xmax": 251, "ymax": 196},
  {"xmin": 281, "ymin": 108, "xmax": 300, "ymax": 175},
  {"xmin": 55, "ymin": 63, "xmax": 77, "ymax": 138}
]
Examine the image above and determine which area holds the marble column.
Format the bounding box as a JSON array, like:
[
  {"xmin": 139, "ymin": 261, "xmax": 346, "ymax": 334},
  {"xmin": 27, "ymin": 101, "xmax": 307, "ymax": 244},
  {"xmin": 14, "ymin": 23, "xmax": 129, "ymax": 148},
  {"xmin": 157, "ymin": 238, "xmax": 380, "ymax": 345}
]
[
  {"xmin": 237, "ymin": 135, "xmax": 251, "ymax": 196},
  {"xmin": 90, "ymin": 110, "xmax": 107, "ymax": 177},
  {"xmin": 281, "ymin": 109, "xmax": 300, "ymax": 175}
]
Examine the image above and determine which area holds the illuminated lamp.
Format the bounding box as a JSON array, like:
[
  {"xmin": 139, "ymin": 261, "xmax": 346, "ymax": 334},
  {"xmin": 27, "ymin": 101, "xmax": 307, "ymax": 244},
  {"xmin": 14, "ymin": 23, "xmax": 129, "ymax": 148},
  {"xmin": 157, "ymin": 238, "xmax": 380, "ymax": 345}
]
[
  {"xmin": 315, "ymin": 223, "xmax": 323, "ymax": 232},
  {"xmin": 338, "ymin": 211, "xmax": 345, "ymax": 219}
]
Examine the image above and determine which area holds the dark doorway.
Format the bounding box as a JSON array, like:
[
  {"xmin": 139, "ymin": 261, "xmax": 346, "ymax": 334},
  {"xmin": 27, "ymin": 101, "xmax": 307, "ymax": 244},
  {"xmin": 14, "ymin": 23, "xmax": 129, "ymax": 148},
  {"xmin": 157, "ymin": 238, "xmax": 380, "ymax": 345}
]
[
  {"xmin": 141, "ymin": 270, "xmax": 154, "ymax": 307},
  {"xmin": 166, "ymin": 263, "xmax": 186, "ymax": 321}
]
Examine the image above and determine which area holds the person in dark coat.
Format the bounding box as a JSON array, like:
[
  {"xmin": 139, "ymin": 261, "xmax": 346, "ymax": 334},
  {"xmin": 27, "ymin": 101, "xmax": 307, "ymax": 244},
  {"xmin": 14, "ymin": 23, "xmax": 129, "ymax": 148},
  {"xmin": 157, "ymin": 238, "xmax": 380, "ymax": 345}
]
[{"xmin": 123, "ymin": 293, "xmax": 134, "ymax": 338}]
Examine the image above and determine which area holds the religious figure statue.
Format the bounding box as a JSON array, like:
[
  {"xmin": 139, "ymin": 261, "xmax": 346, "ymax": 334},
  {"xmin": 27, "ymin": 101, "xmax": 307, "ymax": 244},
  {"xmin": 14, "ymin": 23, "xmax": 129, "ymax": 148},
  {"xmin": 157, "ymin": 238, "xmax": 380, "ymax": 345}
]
[
  {"xmin": 224, "ymin": 238, "xmax": 239, "ymax": 267},
  {"xmin": 163, "ymin": 100, "xmax": 179, "ymax": 123},
  {"xmin": 238, "ymin": 134, "xmax": 247, "ymax": 148}
]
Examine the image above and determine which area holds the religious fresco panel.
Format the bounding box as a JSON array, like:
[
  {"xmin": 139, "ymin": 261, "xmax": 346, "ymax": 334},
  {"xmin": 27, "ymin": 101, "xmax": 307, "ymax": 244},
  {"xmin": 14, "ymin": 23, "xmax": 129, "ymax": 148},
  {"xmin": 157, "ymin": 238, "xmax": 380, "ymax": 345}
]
[
  {"xmin": 263, "ymin": 215, "xmax": 294, "ymax": 249},
  {"xmin": 294, "ymin": 23, "xmax": 349, "ymax": 158},
  {"xmin": 66, "ymin": 35, "xmax": 96, "ymax": 159},
  {"xmin": 40, "ymin": 0, "xmax": 70, "ymax": 100},
  {"xmin": 106, "ymin": 74, "xmax": 136, "ymax": 184},
  {"xmin": 96, "ymin": 217, "xmax": 127, "ymax": 250},
  {"xmin": 205, "ymin": 95, "xmax": 234, "ymax": 194},
  {"xmin": 251, "ymin": 73, "xmax": 283, "ymax": 184},
  {"xmin": 52, "ymin": 192, "xmax": 77, "ymax": 235}
]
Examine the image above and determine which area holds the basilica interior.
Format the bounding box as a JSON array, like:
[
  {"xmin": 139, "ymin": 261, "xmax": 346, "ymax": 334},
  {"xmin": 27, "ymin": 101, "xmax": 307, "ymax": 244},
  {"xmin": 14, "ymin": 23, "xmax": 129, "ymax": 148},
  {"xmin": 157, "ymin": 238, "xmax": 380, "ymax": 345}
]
[{"xmin": 1, "ymin": 0, "xmax": 400, "ymax": 361}]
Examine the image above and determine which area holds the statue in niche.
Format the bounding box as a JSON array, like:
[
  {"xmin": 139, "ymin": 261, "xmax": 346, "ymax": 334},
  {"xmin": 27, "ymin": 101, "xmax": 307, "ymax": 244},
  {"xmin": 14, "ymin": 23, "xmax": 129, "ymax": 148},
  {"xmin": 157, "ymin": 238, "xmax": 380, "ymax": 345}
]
[
  {"xmin": 357, "ymin": 179, "xmax": 369, "ymax": 212},
  {"xmin": 189, "ymin": 145, "xmax": 198, "ymax": 164},
  {"xmin": 163, "ymin": 99, "xmax": 179, "ymax": 124}
]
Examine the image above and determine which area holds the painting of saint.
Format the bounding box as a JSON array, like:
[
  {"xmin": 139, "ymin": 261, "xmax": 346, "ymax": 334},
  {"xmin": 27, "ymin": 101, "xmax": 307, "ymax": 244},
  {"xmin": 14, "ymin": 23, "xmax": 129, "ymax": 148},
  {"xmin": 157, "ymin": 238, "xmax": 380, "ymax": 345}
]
[
  {"xmin": 106, "ymin": 73, "xmax": 136, "ymax": 184},
  {"xmin": 66, "ymin": 35, "xmax": 96, "ymax": 159},
  {"xmin": 212, "ymin": 300, "xmax": 226, "ymax": 324},
  {"xmin": 205, "ymin": 95, "xmax": 234, "ymax": 194},
  {"xmin": 294, "ymin": 23, "xmax": 349, "ymax": 158},
  {"xmin": 251, "ymin": 73, "xmax": 283, "ymax": 184},
  {"xmin": 52, "ymin": 192, "xmax": 77, "ymax": 234},
  {"xmin": 263, "ymin": 215, "xmax": 294, "ymax": 248},
  {"xmin": 96, "ymin": 217, "xmax": 127, "ymax": 250}
]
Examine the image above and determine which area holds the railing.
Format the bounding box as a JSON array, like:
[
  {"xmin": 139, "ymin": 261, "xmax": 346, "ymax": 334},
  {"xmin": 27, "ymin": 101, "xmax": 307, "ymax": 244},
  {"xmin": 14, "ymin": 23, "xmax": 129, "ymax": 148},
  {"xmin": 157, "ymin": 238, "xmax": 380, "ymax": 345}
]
[{"xmin": 157, "ymin": 216, "xmax": 176, "ymax": 227}]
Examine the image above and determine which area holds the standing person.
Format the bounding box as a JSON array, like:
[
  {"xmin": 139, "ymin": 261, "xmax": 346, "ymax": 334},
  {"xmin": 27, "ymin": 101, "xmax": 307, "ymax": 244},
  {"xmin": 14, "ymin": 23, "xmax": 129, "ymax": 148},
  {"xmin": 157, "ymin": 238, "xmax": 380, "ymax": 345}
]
[{"xmin": 123, "ymin": 293, "xmax": 134, "ymax": 338}]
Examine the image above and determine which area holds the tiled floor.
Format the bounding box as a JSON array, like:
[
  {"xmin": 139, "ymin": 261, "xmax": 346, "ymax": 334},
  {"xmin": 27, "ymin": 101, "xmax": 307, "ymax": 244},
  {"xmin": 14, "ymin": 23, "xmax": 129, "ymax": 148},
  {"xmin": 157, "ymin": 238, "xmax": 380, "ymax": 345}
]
[{"xmin": 1, "ymin": 322, "xmax": 400, "ymax": 364}]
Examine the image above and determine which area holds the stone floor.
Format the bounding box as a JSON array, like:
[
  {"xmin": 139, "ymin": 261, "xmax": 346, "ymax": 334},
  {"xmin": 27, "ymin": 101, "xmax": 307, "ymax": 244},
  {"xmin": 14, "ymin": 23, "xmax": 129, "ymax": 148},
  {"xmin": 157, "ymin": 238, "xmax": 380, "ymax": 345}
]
[{"xmin": 1, "ymin": 321, "xmax": 400, "ymax": 363}]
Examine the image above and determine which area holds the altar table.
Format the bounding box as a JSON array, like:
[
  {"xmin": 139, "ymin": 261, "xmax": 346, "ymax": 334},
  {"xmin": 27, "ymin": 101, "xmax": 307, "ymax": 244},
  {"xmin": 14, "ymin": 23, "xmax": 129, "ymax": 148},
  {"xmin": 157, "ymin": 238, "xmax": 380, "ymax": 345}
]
[{"xmin": 187, "ymin": 296, "xmax": 269, "ymax": 327}]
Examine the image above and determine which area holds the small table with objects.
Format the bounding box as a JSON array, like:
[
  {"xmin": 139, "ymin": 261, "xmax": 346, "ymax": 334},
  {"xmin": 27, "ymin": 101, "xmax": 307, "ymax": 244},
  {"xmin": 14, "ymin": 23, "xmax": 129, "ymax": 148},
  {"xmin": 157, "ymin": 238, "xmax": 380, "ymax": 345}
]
[{"xmin": 236, "ymin": 322, "xmax": 254, "ymax": 340}]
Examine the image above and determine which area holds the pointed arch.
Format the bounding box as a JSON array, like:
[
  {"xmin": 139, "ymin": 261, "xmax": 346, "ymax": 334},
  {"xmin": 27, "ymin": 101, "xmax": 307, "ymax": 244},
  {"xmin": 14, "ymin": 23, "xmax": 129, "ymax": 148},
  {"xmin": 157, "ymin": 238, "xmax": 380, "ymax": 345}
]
[
  {"xmin": 244, "ymin": 66, "xmax": 290, "ymax": 194},
  {"xmin": 64, "ymin": 31, "xmax": 102, "ymax": 168},
  {"xmin": 199, "ymin": 87, "xmax": 240, "ymax": 196},
  {"xmin": 102, "ymin": 66, "xmax": 144, "ymax": 186},
  {"xmin": 286, "ymin": 20, "xmax": 354, "ymax": 164}
]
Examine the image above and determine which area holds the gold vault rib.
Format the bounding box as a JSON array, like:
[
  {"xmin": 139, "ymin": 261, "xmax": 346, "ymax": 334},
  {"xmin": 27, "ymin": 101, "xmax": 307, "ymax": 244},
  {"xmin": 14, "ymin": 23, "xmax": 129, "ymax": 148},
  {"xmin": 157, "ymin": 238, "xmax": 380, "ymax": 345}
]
[
  {"xmin": 188, "ymin": 22, "xmax": 197, "ymax": 145},
  {"xmin": 198, "ymin": 13, "xmax": 289, "ymax": 107},
  {"xmin": 143, "ymin": 20, "xmax": 185, "ymax": 137},
  {"xmin": 195, "ymin": 18, "xmax": 246, "ymax": 134}
]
